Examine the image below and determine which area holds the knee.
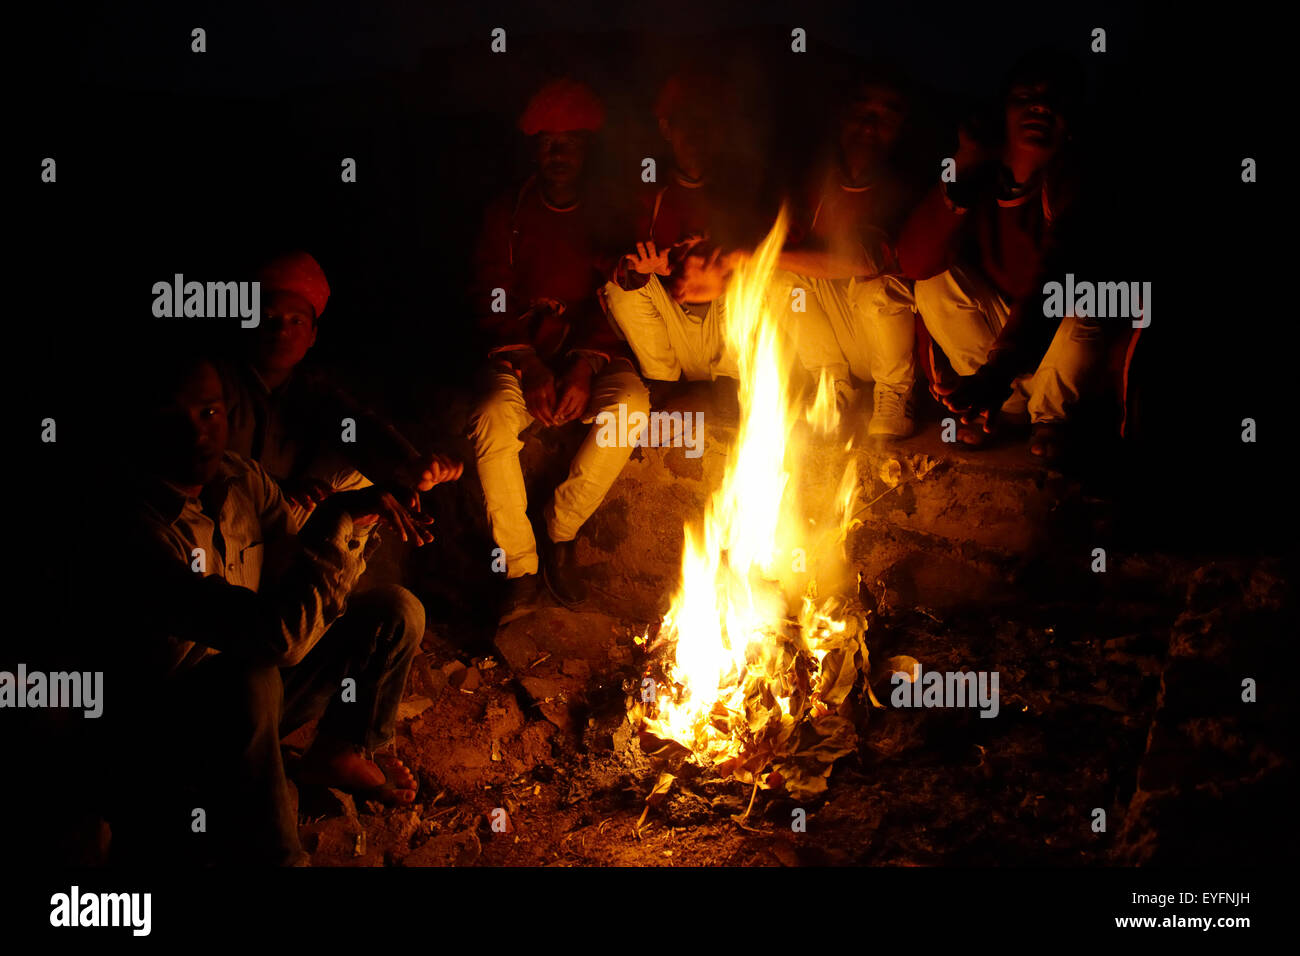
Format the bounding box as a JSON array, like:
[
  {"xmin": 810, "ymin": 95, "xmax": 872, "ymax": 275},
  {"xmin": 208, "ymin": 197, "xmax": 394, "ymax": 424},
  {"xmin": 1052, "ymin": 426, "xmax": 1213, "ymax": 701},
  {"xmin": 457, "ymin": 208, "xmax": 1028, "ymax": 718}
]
[
  {"xmin": 355, "ymin": 585, "xmax": 425, "ymax": 653},
  {"xmin": 469, "ymin": 391, "xmax": 518, "ymax": 455},
  {"xmin": 609, "ymin": 373, "xmax": 650, "ymax": 417},
  {"xmin": 230, "ymin": 664, "xmax": 284, "ymax": 738},
  {"xmin": 911, "ymin": 275, "xmax": 947, "ymax": 323}
]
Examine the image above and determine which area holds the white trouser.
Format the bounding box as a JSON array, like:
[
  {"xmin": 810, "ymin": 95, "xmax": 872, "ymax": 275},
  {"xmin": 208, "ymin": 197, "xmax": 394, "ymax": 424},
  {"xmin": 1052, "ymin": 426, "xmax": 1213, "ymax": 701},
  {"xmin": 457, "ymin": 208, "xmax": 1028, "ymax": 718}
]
[
  {"xmin": 913, "ymin": 266, "xmax": 1106, "ymax": 424},
  {"xmin": 603, "ymin": 276, "xmax": 736, "ymax": 382},
  {"xmin": 768, "ymin": 270, "xmax": 917, "ymax": 390},
  {"xmin": 469, "ymin": 363, "xmax": 650, "ymax": 578},
  {"xmin": 604, "ymin": 272, "xmax": 916, "ymax": 391}
]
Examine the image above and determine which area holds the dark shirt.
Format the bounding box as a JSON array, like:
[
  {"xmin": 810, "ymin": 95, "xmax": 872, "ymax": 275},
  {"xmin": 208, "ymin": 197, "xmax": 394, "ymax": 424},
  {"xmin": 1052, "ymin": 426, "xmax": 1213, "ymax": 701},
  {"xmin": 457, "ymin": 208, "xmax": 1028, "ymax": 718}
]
[
  {"xmin": 222, "ymin": 361, "xmax": 420, "ymax": 502},
  {"xmin": 471, "ymin": 177, "xmax": 621, "ymax": 365},
  {"xmin": 898, "ymin": 164, "xmax": 1083, "ymax": 375}
]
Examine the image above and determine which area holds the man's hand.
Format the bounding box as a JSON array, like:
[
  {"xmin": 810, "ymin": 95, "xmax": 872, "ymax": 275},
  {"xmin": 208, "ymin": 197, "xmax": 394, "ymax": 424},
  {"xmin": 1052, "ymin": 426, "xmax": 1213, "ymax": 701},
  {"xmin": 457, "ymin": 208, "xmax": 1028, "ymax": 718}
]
[
  {"xmin": 412, "ymin": 453, "xmax": 464, "ymax": 491},
  {"xmin": 520, "ymin": 354, "xmax": 559, "ymax": 426},
  {"xmin": 283, "ymin": 476, "xmax": 334, "ymax": 514},
  {"xmin": 932, "ymin": 367, "xmax": 1015, "ymax": 432},
  {"xmin": 671, "ymin": 246, "xmax": 735, "ymax": 304},
  {"xmin": 327, "ymin": 486, "xmax": 435, "ymax": 546},
  {"xmin": 629, "ymin": 241, "xmax": 672, "ymax": 276},
  {"xmin": 553, "ymin": 357, "xmax": 594, "ymax": 425}
]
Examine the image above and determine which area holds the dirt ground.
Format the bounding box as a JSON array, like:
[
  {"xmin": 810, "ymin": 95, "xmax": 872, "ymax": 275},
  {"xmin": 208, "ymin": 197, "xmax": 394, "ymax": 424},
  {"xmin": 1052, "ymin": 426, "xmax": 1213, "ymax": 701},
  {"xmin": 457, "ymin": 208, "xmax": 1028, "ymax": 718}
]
[{"xmin": 289, "ymin": 549, "xmax": 1292, "ymax": 867}]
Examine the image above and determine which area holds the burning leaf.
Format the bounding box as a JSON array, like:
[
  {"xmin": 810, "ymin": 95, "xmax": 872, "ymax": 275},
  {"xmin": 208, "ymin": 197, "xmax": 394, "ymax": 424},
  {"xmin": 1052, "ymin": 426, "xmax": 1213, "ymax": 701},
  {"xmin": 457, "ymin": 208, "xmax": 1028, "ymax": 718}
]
[
  {"xmin": 646, "ymin": 772, "xmax": 676, "ymax": 806},
  {"xmin": 908, "ymin": 453, "xmax": 941, "ymax": 481},
  {"xmin": 770, "ymin": 716, "xmax": 858, "ymax": 800},
  {"xmin": 879, "ymin": 459, "xmax": 902, "ymax": 489}
]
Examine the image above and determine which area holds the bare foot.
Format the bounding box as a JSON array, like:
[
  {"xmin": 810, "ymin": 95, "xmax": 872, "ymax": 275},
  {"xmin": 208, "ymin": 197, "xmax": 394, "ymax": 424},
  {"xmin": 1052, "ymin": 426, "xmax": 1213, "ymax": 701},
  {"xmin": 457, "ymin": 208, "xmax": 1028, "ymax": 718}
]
[{"xmin": 299, "ymin": 746, "xmax": 417, "ymax": 805}]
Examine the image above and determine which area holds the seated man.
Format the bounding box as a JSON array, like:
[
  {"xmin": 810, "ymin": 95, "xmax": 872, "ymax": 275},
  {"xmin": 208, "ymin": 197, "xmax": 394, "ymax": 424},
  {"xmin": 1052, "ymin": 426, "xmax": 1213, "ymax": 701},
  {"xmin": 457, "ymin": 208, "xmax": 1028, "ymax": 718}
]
[
  {"xmin": 468, "ymin": 79, "xmax": 649, "ymax": 621},
  {"xmin": 771, "ymin": 63, "xmax": 923, "ymax": 441},
  {"xmin": 116, "ymin": 351, "xmax": 427, "ymax": 865},
  {"xmin": 898, "ymin": 50, "xmax": 1106, "ymax": 461},
  {"xmin": 604, "ymin": 71, "xmax": 744, "ymax": 383},
  {"xmin": 605, "ymin": 70, "xmax": 862, "ymax": 397},
  {"xmin": 223, "ymin": 250, "xmax": 461, "ymax": 528}
]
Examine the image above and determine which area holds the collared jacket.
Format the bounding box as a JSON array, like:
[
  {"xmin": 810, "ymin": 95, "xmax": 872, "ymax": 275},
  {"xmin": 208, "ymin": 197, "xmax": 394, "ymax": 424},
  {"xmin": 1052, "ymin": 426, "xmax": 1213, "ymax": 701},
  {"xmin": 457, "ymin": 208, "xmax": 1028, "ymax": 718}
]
[{"xmin": 127, "ymin": 452, "xmax": 374, "ymax": 680}]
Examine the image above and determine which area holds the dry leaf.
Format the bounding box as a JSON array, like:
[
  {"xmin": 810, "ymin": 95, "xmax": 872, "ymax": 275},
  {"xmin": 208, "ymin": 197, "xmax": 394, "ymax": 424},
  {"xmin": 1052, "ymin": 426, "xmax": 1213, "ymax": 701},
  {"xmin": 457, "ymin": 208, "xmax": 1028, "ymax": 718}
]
[{"xmin": 883, "ymin": 655, "xmax": 921, "ymax": 682}]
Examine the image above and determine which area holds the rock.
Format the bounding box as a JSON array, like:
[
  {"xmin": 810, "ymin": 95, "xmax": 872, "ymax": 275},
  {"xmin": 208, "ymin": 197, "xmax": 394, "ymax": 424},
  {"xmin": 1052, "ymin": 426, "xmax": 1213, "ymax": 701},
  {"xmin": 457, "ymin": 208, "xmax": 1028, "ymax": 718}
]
[
  {"xmin": 1116, "ymin": 559, "xmax": 1297, "ymax": 865},
  {"xmin": 611, "ymin": 718, "xmax": 635, "ymax": 754},
  {"xmin": 425, "ymin": 668, "xmax": 449, "ymax": 695},
  {"xmin": 538, "ymin": 700, "xmax": 575, "ymax": 734},
  {"xmin": 562, "ymin": 658, "xmax": 592, "ymax": 680},
  {"xmin": 520, "ymin": 676, "xmax": 563, "ymax": 702},
  {"xmin": 397, "ymin": 696, "xmax": 434, "ymax": 721},
  {"xmin": 453, "ymin": 667, "xmax": 482, "ymax": 693},
  {"xmin": 297, "ymin": 785, "xmax": 357, "ymax": 821},
  {"xmin": 877, "ymin": 553, "xmax": 1001, "ymax": 613},
  {"xmin": 495, "ymin": 607, "xmax": 624, "ymax": 678},
  {"xmin": 485, "ymin": 697, "xmax": 525, "ymax": 740},
  {"xmin": 663, "ymin": 789, "xmax": 713, "ymax": 826},
  {"xmin": 300, "ymin": 816, "xmax": 366, "ymax": 865},
  {"xmin": 400, "ymin": 830, "xmax": 481, "ymax": 867},
  {"xmin": 494, "ymin": 629, "xmax": 539, "ymax": 672}
]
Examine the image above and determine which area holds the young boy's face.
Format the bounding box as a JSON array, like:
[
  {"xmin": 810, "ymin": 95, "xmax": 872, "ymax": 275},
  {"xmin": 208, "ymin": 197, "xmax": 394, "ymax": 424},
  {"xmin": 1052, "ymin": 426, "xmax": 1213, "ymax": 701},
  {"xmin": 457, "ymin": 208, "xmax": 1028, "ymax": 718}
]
[
  {"xmin": 253, "ymin": 289, "xmax": 318, "ymax": 375},
  {"xmin": 1005, "ymin": 79, "xmax": 1067, "ymax": 157},
  {"xmin": 839, "ymin": 84, "xmax": 906, "ymax": 169}
]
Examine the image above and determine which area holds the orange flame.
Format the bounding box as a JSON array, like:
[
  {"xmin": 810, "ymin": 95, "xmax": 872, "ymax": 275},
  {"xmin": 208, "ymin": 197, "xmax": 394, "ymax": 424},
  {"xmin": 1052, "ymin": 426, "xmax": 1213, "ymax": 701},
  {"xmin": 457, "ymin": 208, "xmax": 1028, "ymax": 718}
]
[{"xmin": 641, "ymin": 208, "xmax": 867, "ymax": 771}]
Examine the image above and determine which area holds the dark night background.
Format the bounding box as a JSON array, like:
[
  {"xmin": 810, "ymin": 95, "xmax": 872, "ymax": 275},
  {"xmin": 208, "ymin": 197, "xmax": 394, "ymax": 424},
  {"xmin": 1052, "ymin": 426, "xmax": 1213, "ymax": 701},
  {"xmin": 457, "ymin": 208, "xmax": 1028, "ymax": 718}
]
[
  {"xmin": 9, "ymin": 0, "xmax": 1287, "ymax": 663},
  {"xmin": 6, "ymin": 1, "xmax": 1290, "ymax": 866}
]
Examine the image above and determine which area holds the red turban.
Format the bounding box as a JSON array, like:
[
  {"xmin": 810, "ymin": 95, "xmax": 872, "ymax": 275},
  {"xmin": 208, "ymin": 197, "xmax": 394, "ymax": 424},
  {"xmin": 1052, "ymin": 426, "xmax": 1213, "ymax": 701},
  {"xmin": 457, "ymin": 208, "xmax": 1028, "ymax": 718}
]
[
  {"xmin": 257, "ymin": 251, "xmax": 330, "ymax": 320},
  {"xmin": 518, "ymin": 79, "xmax": 605, "ymax": 135}
]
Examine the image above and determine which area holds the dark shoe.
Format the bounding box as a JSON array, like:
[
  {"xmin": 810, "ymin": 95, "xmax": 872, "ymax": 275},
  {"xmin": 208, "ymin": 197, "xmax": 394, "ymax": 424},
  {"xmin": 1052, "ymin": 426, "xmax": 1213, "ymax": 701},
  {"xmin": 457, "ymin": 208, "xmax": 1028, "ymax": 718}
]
[
  {"xmin": 499, "ymin": 574, "xmax": 541, "ymax": 626},
  {"xmin": 541, "ymin": 538, "xmax": 588, "ymax": 608}
]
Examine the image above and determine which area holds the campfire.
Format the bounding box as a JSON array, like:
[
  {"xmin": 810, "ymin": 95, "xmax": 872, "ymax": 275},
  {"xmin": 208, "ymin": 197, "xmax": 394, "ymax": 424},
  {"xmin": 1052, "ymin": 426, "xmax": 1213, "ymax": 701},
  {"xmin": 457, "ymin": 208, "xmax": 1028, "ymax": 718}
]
[{"xmin": 631, "ymin": 210, "xmax": 877, "ymax": 803}]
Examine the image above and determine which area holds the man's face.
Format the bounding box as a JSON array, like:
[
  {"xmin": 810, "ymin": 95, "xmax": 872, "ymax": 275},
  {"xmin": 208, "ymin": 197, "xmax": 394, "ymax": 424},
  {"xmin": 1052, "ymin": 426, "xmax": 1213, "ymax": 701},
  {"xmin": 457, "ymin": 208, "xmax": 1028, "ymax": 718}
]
[
  {"xmin": 839, "ymin": 84, "xmax": 906, "ymax": 169},
  {"xmin": 253, "ymin": 290, "xmax": 317, "ymax": 374},
  {"xmin": 537, "ymin": 131, "xmax": 587, "ymax": 192},
  {"xmin": 660, "ymin": 115, "xmax": 710, "ymax": 179},
  {"xmin": 1005, "ymin": 80, "xmax": 1067, "ymax": 156},
  {"xmin": 151, "ymin": 360, "xmax": 229, "ymax": 488}
]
